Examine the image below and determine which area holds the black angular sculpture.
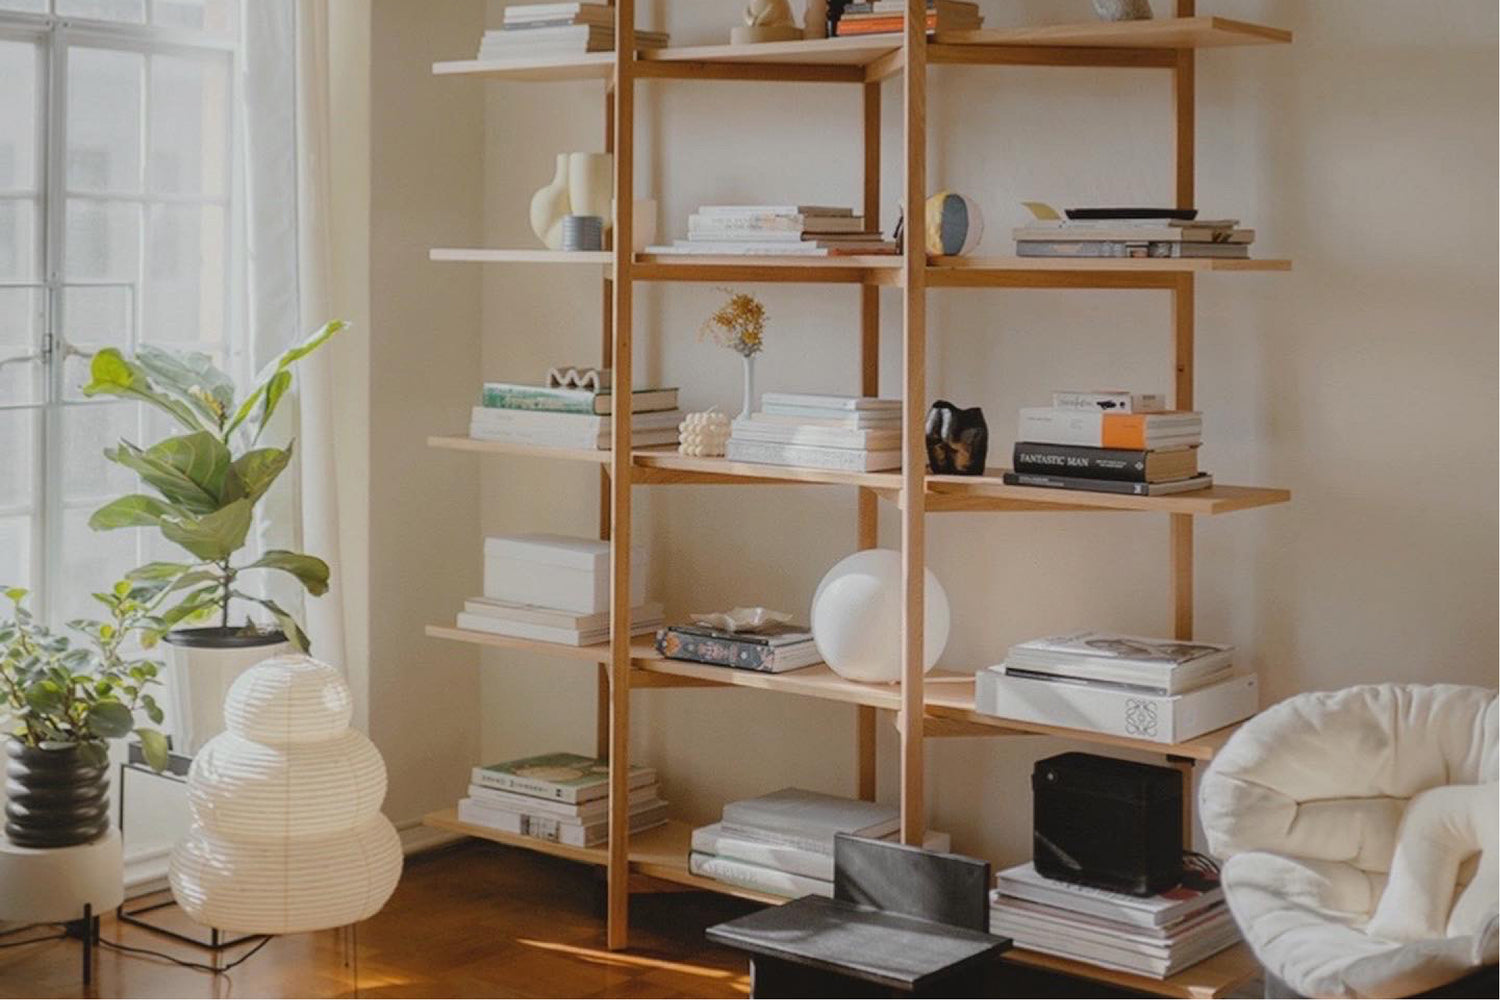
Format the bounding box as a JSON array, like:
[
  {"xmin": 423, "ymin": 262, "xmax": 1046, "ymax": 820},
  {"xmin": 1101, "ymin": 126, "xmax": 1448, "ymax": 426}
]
[{"xmin": 925, "ymin": 400, "xmax": 989, "ymax": 476}]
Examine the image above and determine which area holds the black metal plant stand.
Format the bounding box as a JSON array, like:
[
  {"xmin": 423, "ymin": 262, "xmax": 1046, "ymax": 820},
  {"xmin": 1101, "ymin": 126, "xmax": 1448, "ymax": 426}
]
[
  {"xmin": 116, "ymin": 742, "xmax": 259, "ymax": 955},
  {"xmin": 0, "ymin": 904, "xmax": 98, "ymax": 986}
]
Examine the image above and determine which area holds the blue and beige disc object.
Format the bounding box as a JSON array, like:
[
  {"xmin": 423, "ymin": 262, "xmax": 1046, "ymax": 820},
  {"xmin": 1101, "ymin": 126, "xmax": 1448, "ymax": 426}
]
[{"xmin": 924, "ymin": 191, "xmax": 984, "ymax": 256}]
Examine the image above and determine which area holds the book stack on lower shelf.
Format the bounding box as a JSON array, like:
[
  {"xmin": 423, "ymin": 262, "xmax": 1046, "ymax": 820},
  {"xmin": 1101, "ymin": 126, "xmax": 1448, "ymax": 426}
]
[
  {"xmin": 1006, "ymin": 393, "xmax": 1210, "ymax": 496},
  {"xmin": 833, "ymin": 0, "xmax": 982, "ymax": 36},
  {"xmin": 1013, "ymin": 212, "xmax": 1255, "ymax": 260},
  {"xmin": 975, "ymin": 631, "xmax": 1259, "ymax": 744},
  {"xmin": 689, "ymin": 788, "xmax": 945, "ymax": 899},
  {"xmin": 656, "ymin": 620, "xmax": 820, "ymax": 674},
  {"xmin": 457, "ymin": 534, "xmax": 661, "ymax": 645},
  {"xmin": 648, "ymin": 205, "xmax": 898, "ymax": 257},
  {"xmin": 460, "ymin": 752, "xmax": 668, "ymax": 848},
  {"xmin": 727, "ymin": 394, "xmax": 903, "ymax": 471},
  {"xmin": 990, "ymin": 861, "xmax": 1239, "ymax": 980},
  {"xmin": 472, "ymin": 379, "xmax": 681, "ymax": 450},
  {"xmin": 476, "ymin": 3, "xmax": 667, "ymax": 61}
]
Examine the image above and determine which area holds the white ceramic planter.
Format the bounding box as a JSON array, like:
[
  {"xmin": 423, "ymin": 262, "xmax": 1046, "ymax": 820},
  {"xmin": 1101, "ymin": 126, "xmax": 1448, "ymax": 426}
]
[{"xmin": 162, "ymin": 630, "xmax": 295, "ymax": 757}]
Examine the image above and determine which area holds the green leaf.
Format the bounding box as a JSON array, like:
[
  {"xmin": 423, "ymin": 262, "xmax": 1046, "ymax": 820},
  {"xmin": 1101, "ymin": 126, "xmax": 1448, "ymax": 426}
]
[
  {"xmin": 165, "ymin": 568, "xmax": 224, "ymax": 593},
  {"xmin": 159, "ymin": 498, "xmax": 252, "ymax": 562},
  {"xmin": 89, "ymin": 494, "xmax": 177, "ymax": 530},
  {"xmin": 230, "ymin": 444, "xmax": 292, "ymax": 505},
  {"xmin": 135, "ymin": 346, "xmax": 237, "ymax": 426},
  {"xmin": 227, "ymin": 320, "xmax": 346, "ymax": 436},
  {"xmin": 24, "ymin": 681, "xmax": 64, "ymax": 714},
  {"xmin": 140, "ymin": 694, "xmax": 164, "ymax": 725},
  {"xmin": 135, "ymin": 729, "xmax": 170, "ymax": 772},
  {"xmin": 128, "ymin": 562, "xmax": 193, "ymax": 582},
  {"xmin": 104, "ymin": 440, "xmax": 218, "ymax": 515},
  {"xmin": 254, "ymin": 370, "xmax": 294, "ymax": 443},
  {"xmin": 155, "ymin": 588, "xmax": 223, "ymax": 630},
  {"xmin": 243, "ymin": 550, "xmax": 330, "ymax": 597},
  {"xmin": 236, "ymin": 593, "xmax": 310, "ymax": 653},
  {"xmin": 78, "ymin": 741, "xmax": 110, "ymax": 769},
  {"xmin": 147, "ymin": 431, "xmax": 232, "ymax": 504},
  {"xmin": 81, "ymin": 348, "xmax": 207, "ymax": 433},
  {"xmin": 85, "ymin": 701, "xmax": 136, "ymax": 739}
]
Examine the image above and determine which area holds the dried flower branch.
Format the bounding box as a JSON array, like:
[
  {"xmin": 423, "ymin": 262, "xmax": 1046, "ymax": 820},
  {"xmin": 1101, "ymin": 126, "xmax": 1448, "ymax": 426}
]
[{"xmin": 700, "ymin": 289, "xmax": 766, "ymax": 359}]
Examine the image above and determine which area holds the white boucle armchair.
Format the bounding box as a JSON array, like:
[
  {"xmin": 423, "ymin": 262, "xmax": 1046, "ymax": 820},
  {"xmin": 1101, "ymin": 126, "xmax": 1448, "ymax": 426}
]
[{"xmin": 1199, "ymin": 684, "xmax": 1498, "ymax": 999}]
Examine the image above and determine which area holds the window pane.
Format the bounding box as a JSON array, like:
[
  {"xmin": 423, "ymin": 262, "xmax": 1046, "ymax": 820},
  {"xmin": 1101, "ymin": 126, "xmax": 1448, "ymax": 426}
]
[
  {"xmin": 0, "ymin": 200, "xmax": 38, "ymax": 279},
  {"xmin": 62, "ymin": 284, "xmax": 133, "ymax": 401},
  {"xmin": 68, "ymin": 47, "xmax": 144, "ymax": 193},
  {"xmin": 58, "ymin": 0, "xmax": 147, "ymax": 24},
  {"xmin": 149, "ymin": 54, "xmax": 227, "ymax": 197},
  {"xmin": 0, "ymin": 286, "xmax": 44, "ymax": 406},
  {"xmin": 0, "ymin": 39, "xmax": 39, "ymax": 190},
  {"xmin": 0, "ymin": 1, "xmax": 46, "ymax": 16},
  {"xmin": 60, "ymin": 504, "xmax": 141, "ymax": 621},
  {"xmin": 144, "ymin": 202, "xmax": 223, "ymax": 346},
  {"xmin": 154, "ymin": 0, "xmax": 237, "ymax": 34},
  {"xmin": 0, "ymin": 517, "xmax": 32, "ymax": 591},
  {"xmin": 66, "ymin": 198, "xmax": 141, "ymax": 280},
  {"xmin": 62, "ymin": 399, "xmax": 137, "ymax": 501},
  {"xmin": 0, "ymin": 407, "xmax": 36, "ymax": 512}
]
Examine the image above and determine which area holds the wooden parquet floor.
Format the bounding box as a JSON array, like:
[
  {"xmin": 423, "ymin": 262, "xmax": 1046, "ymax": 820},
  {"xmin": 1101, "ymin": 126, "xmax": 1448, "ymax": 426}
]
[{"xmin": 0, "ymin": 841, "xmax": 758, "ymax": 999}]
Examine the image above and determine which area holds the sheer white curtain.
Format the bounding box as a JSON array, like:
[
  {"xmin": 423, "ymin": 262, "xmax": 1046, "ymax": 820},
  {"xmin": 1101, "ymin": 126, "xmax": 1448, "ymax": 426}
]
[{"xmin": 242, "ymin": 0, "xmax": 346, "ymax": 669}]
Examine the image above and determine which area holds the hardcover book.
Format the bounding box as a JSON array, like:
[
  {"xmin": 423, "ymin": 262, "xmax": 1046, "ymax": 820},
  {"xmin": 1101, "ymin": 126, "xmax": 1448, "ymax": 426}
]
[
  {"xmin": 691, "ymin": 822, "xmax": 952, "ymax": 881},
  {"xmin": 1012, "ymin": 443, "xmax": 1198, "ymax": 484},
  {"xmin": 1051, "ymin": 391, "xmax": 1166, "ymax": 414},
  {"xmin": 471, "ymin": 752, "xmax": 656, "ymax": 804},
  {"xmin": 1001, "ymin": 471, "xmax": 1213, "ymax": 496},
  {"xmin": 688, "ymin": 852, "xmax": 833, "ymax": 899},
  {"xmin": 976, "ymin": 666, "xmax": 1257, "ymax": 739},
  {"xmin": 1004, "ymin": 630, "xmax": 1236, "ymax": 694},
  {"xmin": 725, "ymin": 439, "xmax": 901, "ymax": 472},
  {"xmin": 720, "ymin": 788, "xmax": 899, "ymax": 847},
  {"xmin": 655, "ymin": 624, "xmax": 820, "ymax": 674},
  {"xmin": 458, "ymin": 797, "xmax": 668, "ymax": 847},
  {"xmin": 479, "ymin": 384, "xmax": 679, "ymax": 415},
  {"xmin": 993, "ymin": 861, "xmax": 1226, "ymax": 929},
  {"xmin": 1016, "ymin": 408, "xmax": 1201, "ymax": 450}
]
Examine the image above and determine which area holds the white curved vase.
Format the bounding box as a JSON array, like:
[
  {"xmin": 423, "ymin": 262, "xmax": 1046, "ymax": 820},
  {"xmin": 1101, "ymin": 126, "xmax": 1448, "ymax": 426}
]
[
  {"xmin": 169, "ymin": 655, "xmax": 402, "ymax": 934},
  {"xmin": 530, "ymin": 154, "xmax": 571, "ymax": 250}
]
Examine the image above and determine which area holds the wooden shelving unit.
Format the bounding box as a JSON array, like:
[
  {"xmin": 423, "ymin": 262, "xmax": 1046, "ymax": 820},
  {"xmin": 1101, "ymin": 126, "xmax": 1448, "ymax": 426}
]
[{"xmin": 427, "ymin": 3, "xmax": 1291, "ymax": 995}]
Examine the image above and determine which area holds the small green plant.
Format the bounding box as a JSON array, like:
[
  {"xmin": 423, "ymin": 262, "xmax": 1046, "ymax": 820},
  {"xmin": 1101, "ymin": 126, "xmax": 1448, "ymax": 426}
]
[
  {"xmin": 81, "ymin": 321, "xmax": 345, "ymax": 651},
  {"xmin": 0, "ymin": 583, "xmax": 172, "ymax": 771}
]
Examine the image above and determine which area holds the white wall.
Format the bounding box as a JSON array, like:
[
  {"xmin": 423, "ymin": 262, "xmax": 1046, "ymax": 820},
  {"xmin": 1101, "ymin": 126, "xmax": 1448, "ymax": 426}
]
[{"xmin": 462, "ymin": 0, "xmax": 1498, "ymax": 868}]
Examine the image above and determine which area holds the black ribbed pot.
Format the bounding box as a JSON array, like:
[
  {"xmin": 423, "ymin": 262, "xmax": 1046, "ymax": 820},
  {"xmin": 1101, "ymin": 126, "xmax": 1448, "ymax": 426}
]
[{"xmin": 4, "ymin": 739, "xmax": 111, "ymax": 848}]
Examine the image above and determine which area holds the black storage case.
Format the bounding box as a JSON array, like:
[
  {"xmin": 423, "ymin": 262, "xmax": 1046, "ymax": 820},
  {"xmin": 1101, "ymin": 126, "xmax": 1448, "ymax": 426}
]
[{"xmin": 1031, "ymin": 752, "xmax": 1183, "ymax": 897}]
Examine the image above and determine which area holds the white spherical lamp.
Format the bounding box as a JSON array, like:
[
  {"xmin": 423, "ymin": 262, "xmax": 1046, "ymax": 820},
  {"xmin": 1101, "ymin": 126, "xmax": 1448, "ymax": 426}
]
[
  {"xmin": 169, "ymin": 654, "xmax": 402, "ymax": 934},
  {"xmin": 811, "ymin": 549, "xmax": 951, "ymax": 683}
]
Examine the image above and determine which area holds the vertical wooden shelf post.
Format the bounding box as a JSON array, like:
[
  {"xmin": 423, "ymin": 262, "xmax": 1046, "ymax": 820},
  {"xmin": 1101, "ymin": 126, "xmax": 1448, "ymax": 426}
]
[
  {"xmin": 856, "ymin": 67, "xmax": 883, "ymax": 804},
  {"xmin": 899, "ymin": 0, "xmax": 928, "ymax": 846},
  {"xmin": 606, "ymin": 0, "xmax": 636, "ymax": 952},
  {"xmin": 596, "ymin": 15, "xmax": 618, "ymax": 766}
]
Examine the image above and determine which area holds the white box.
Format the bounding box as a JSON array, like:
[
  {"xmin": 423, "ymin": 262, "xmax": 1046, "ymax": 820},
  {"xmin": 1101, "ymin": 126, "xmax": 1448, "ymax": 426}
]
[
  {"xmin": 975, "ymin": 667, "xmax": 1258, "ymax": 744},
  {"xmin": 483, "ymin": 534, "xmax": 648, "ymax": 614}
]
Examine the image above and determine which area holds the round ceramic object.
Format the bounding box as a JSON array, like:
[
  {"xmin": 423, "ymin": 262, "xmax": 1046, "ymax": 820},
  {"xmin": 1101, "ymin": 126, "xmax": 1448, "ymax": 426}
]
[
  {"xmin": 0, "ymin": 828, "xmax": 124, "ymax": 923},
  {"xmin": 925, "ymin": 191, "xmax": 985, "ymax": 257},
  {"xmin": 810, "ymin": 549, "xmax": 951, "ymax": 684}
]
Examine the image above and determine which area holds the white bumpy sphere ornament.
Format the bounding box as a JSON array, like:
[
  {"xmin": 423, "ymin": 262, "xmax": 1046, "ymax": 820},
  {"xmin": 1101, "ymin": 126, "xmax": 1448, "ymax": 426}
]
[
  {"xmin": 679, "ymin": 410, "xmax": 731, "ymax": 457},
  {"xmin": 169, "ymin": 655, "xmax": 402, "ymax": 934},
  {"xmin": 811, "ymin": 549, "xmax": 951, "ymax": 684}
]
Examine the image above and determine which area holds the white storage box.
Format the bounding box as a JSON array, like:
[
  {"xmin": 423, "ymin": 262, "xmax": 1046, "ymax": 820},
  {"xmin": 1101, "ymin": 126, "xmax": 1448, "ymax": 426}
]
[
  {"xmin": 975, "ymin": 667, "xmax": 1258, "ymax": 744},
  {"xmin": 483, "ymin": 534, "xmax": 648, "ymax": 614}
]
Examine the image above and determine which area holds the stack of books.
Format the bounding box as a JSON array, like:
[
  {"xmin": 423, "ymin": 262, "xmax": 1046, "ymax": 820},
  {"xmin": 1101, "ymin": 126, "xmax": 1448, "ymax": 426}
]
[
  {"xmin": 833, "ymin": 1, "xmax": 983, "ymax": 36},
  {"xmin": 990, "ymin": 861, "xmax": 1240, "ymax": 980},
  {"xmin": 727, "ymin": 393, "xmax": 902, "ymax": 472},
  {"xmin": 656, "ymin": 621, "xmax": 820, "ymax": 674},
  {"xmin": 459, "ymin": 752, "xmax": 668, "ymax": 848},
  {"xmin": 690, "ymin": 788, "xmax": 949, "ymax": 898},
  {"xmin": 974, "ymin": 630, "xmax": 1259, "ymax": 744},
  {"xmin": 1005, "ymin": 392, "xmax": 1210, "ymax": 496},
  {"xmin": 459, "ymin": 534, "xmax": 660, "ymax": 645},
  {"xmin": 476, "ymin": 3, "xmax": 667, "ymax": 61},
  {"xmin": 1013, "ymin": 215, "xmax": 1254, "ymax": 259},
  {"xmin": 647, "ymin": 206, "xmax": 899, "ymax": 257},
  {"xmin": 472, "ymin": 380, "xmax": 681, "ymax": 450}
]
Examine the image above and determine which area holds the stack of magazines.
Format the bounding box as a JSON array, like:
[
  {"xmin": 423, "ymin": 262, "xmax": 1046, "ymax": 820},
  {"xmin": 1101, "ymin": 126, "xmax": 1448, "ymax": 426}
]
[
  {"xmin": 476, "ymin": 3, "xmax": 667, "ymax": 61},
  {"xmin": 990, "ymin": 860, "xmax": 1240, "ymax": 979},
  {"xmin": 458, "ymin": 752, "xmax": 667, "ymax": 847},
  {"xmin": 975, "ymin": 631, "xmax": 1259, "ymax": 744}
]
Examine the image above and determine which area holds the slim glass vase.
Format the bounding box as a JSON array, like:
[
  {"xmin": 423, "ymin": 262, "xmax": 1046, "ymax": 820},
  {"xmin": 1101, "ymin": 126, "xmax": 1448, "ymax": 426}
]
[{"xmin": 739, "ymin": 354, "xmax": 757, "ymax": 421}]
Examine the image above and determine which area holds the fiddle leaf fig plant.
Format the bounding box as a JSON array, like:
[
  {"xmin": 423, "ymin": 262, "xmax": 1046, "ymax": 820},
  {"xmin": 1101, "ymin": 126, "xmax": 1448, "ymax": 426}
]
[
  {"xmin": 0, "ymin": 582, "xmax": 172, "ymax": 772},
  {"xmin": 81, "ymin": 320, "xmax": 346, "ymax": 652}
]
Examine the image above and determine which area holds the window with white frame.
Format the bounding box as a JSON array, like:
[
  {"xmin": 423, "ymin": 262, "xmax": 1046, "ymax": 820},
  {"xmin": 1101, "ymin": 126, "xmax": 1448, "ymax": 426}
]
[{"xmin": 0, "ymin": 0, "xmax": 242, "ymax": 625}]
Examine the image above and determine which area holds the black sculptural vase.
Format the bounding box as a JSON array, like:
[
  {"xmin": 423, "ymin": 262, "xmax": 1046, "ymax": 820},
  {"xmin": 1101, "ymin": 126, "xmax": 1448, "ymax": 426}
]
[
  {"xmin": 4, "ymin": 739, "xmax": 111, "ymax": 848},
  {"xmin": 925, "ymin": 401, "xmax": 989, "ymax": 476}
]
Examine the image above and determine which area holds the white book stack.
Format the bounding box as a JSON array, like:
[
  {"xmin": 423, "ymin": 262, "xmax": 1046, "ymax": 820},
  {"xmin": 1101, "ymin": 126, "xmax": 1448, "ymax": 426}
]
[
  {"xmin": 647, "ymin": 205, "xmax": 899, "ymax": 257},
  {"xmin": 457, "ymin": 534, "xmax": 659, "ymax": 645},
  {"xmin": 974, "ymin": 630, "xmax": 1259, "ymax": 743},
  {"xmin": 688, "ymin": 788, "xmax": 949, "ymax": 899},
  {"xmin": 990, "ymin": 861, "xmax": 1240, "ymax": 979},
  {"xmin": 471, "ymin": 381, "xmax": 682, "ymax": 450},
  {"xmin": 1012, "ymin": 215, "xmax": 1254, "ymax": 260},
  {"xmin": 726, "ymin": 393, "xmax": 903, "ymax": 472},
  {"xmin": 459, "ymin": 752, "xmax": 667, "ymax": 848},
  {"xmin": 476, "ymin": 4, "xmax": 668, "ymax": 61}
]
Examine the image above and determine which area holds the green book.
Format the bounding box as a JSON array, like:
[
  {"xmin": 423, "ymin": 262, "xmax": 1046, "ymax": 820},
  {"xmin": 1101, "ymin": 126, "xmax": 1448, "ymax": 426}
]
[
  {"xmin": 470, "ymin": 752, "xmax": 658, "ymax": 804},
  {"xmin": 481, "ymin": 383, "xmax": 679, "ymax": 415}
]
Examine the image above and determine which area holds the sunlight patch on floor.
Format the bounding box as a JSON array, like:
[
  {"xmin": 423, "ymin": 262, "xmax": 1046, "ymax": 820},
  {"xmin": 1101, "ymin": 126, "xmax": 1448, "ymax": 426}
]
[{"xmin": 517, "ymin": 938, "xmax": 751, "ymax": 990}]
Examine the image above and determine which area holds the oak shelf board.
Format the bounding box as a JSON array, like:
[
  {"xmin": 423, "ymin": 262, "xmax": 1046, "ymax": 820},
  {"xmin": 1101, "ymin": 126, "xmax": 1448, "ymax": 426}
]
[
  {"xmin": 1005, "ymin": 942, "xmax": 1260, "ymax": 1000},
  {"xmin": 632, "ymin": 450, "xmax": 903, "ymax": 489},
  {"xmin": 433, "ymin": 54, "xmax": 616, "ymax": 83},
  {"xmin": 634, "ymin": 253, "xmax": 903, "ymax": 285},
  {"xmin": 927, "ymin": 255, "xmax": 1292, "ymax": 289},
  {"xmin": 924, "ymin": 473, "xmax": 1292, "ymax": 516},
  {"xmin": 934, "ymin": 16, "xmax": 1291, "ymax": 50},
  {"xmin": 430, "ymin": 248, "xmax": 612, "ymax": 265},
  {"xmin": 643, "ymin": 35, "xmax": 900, "ymax": 68}
]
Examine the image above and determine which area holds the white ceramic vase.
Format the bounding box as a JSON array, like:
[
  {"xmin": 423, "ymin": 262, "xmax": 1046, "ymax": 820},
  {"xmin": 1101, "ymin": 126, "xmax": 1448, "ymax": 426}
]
[
  {"xmin": 568, "ymin": 153, "xmax": 613, "ymax": 230},
  {"xmin": 739, "ymin": 354, "xmax": 758, "ymax": 421},
  {"xmin": 162, "ymin": 630, "xmax": 295, "ymax": 756},
  {"xmin": 530, "ymin": 154, "xmax": 571, "ymax": 250}
]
